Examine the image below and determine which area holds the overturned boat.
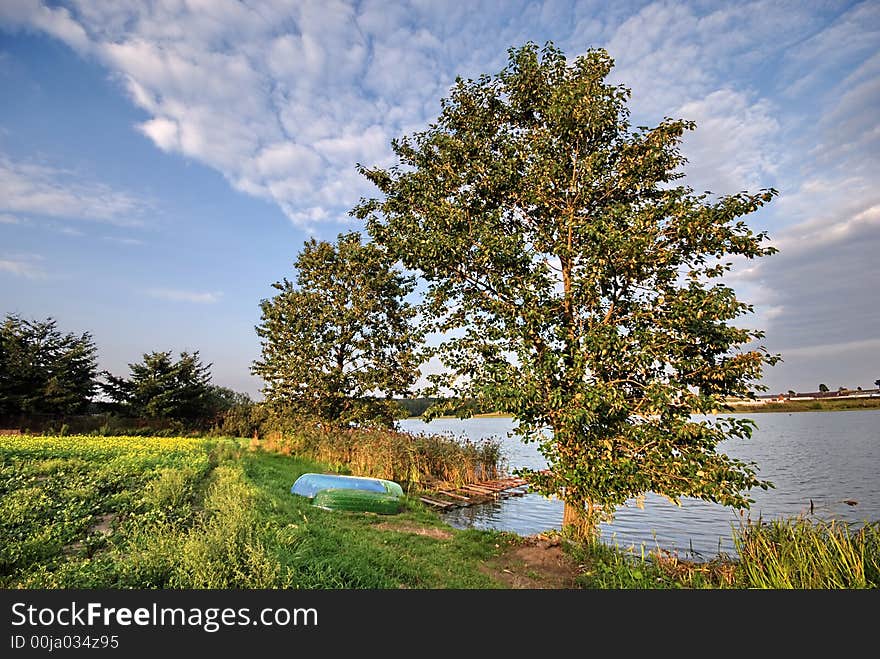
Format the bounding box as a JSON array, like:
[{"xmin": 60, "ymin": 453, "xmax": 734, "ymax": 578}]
[{"xmin": 290, "ymin": 472, "xmax": 404, "ymax": 514}]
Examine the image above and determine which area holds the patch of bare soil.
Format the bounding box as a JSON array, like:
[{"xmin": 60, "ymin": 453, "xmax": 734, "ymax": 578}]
[
  {"xmin": 89, "ymin": 513, "xmax": 116, "ymax": 535},
  {"xmin": 483, "ymin": 533, "xmax": 583, "ymax": 589},
  {"xmin": 375, "ymin": 521, "xmax": 454, "ymax": 540},
  {"xmin": 63, "ymin": 513, "xmax": 117, "ymax": 554}
]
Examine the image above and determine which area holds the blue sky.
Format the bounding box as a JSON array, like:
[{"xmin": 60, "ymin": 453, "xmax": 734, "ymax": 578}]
[{"xmin": 1, "ymin": 0, "xmax": 877, "ymax": 399}]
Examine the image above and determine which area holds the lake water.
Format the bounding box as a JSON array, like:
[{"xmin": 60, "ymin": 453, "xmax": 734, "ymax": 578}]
[{"xmin": 398, "ymin": 410, "xmax": 880, "ymax": 559}]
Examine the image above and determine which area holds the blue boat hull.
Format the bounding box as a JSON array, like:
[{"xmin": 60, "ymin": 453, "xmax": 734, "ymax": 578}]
[{"xmin": 290, "ymin": 473, "xmax": 403, "ymax": 498}]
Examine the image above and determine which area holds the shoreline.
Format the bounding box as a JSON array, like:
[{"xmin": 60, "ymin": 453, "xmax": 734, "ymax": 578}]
[{"xmin": 406, "ymin": 398, "xmax": 880, "ymax": 420}]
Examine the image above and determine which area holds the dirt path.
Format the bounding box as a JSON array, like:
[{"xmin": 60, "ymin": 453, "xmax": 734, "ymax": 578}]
[{"xmin": 482, "ymin": 532, "xmax": 583, "ymax": 588}]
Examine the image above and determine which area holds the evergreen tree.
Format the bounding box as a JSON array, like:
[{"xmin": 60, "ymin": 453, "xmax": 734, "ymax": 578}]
[
  {"xmin": 101, "ymin": 350, "xmax": 215, "ymax": 422},
  {"xmin": 0, "ymin": 314, "xmax": 98, "ymax": 416}
]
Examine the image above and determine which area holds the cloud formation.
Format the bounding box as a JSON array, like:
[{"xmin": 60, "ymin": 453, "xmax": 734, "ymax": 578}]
[
  {"xmin": 147, "ymin": 288, "xmax": 223, "ymax": 304},
  {"xmin": 0, "ymin": 253, "xmax": 48, "ymax": 279},
  {"xmin": 0, "ymin": 154, "xmax": 147, "ymax": 226}
]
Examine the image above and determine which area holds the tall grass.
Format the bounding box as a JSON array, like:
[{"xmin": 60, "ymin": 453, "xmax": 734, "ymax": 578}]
[
  {"xmin": 257, "ymin": 422, "xmax": 502, "ymax": 488},
  {"xmin": 732, "ymin": 517, "xmax": 880, "ymax": 588},
  {"xmin": 566, "ymin": 535, "xmax": 737, "ymax": 589}
]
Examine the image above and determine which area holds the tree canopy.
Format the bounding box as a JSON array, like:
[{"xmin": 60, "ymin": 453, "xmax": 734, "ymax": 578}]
[
  {"xmin": 100, "ymin": 350, "xmax": 216, "ymax": 423},
  {"xmin": 354, "ymin": 42, "xmax": 780, "ymax": 535},
  {"xmin": 0, "ymin": 314, "xmax": 98, "ymax": 417},
  {"xmin": 252, "ymin": 231, "xmax": 422, "ymax": 427}
]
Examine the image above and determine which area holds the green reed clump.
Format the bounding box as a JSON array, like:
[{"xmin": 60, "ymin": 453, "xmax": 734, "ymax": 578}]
[
  {"xmin": 258, "ymin": 422, "xmax": 502, "ymax": 488},
  {"xmin": 732, "ymin": 517, "xmax": 880, "ymax": 589}
]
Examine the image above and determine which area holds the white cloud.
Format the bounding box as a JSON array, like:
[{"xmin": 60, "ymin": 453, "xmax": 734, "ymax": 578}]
[
  {"xmin": 138, "ymin": 117, "xmax": 180, "ymax": 152},
  {"xmin": 56, "ymin": 225, "xmax": 84, "ymax": 237},
  {"xmin": 0, "ymin": 253, "xmax": 48, "ymax": 279},
  {"xmin": 0, "ymin": 213, "xmax": 24, "ymax": 224},
  {"xmin": 102, "ymin": 236, "xmax": 143, "ymax": 246},
  {"xmin": 677, "ymin": 88, "xmax": 780, "ymax": 195},
  {"xmin": 770, "ymin": 204, "xmax": 880, "ymax": 257},
  {"xmin": 0, "ymin": 1, "xmax": 560, "ymax": 228},
  {"xmin": 0, "ymin": 154, "xmax": 147, "ymax": 226},
  {"xmin": 780, "ymin": 337, "xmax": 880, "ymax": 359},
  {"xmin": 147, "ymin": 288, "xmax": 223, "ymax": 304},
  {"xmin": 0, "ymin": 0, "xmax": 92, "ymax": 54},
  {"xmin": 781, "ymin": 1, "xmax": 880, "ymax": 99},
  {"xmin": 2, "ymin": 0, "xmax": 870, "ymax": 239}
]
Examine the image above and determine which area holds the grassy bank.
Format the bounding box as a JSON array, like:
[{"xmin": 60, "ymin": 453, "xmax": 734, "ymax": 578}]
[{"xmin": 2, "ymin": 434, "xmax": 877, "ymax": 589}]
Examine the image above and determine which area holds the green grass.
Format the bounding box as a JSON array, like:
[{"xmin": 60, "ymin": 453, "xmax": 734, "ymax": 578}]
[{"xmin": 1, "ymin": 435, "xmax": 513, "ymax": 589}]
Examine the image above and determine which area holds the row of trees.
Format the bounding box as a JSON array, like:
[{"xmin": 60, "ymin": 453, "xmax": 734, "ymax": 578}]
[
  {"xmin": 253, "ymin": 42, "xmax": 781, "ymax": 538},
  {"xmin": 0, "ymin": 314, "xmax": 241, "ymax": 426}
]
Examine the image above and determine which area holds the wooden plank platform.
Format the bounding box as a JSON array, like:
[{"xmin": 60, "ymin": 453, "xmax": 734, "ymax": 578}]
[{"xmin": 420, "ymin": 474, "xmax": 533, "ymax": 510}]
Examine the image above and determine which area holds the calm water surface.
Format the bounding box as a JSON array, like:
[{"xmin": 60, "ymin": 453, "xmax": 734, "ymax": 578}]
[{"xmin": 398, "ymin": 410, "xmax": 880, "ymax": 558}]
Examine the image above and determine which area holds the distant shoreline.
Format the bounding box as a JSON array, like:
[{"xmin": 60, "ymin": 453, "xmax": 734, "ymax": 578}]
[
  {"xmin": 405, "ymin": 397, "xmax": 880, "ymax": 420},
  {"xmin": 725, "ymin": 397, "xmax": 880, "ymax": 414}
]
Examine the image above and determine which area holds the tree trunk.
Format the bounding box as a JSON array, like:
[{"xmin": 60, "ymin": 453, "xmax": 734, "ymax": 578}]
[{"xmin": 562, "ymin": 498, "xmax": 601, "ymax": 542}]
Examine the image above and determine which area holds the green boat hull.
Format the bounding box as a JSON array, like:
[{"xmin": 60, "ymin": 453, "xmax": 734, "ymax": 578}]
[{"xmin": 311, "ymin": 488, "xmax": 403, "ymax": 514}]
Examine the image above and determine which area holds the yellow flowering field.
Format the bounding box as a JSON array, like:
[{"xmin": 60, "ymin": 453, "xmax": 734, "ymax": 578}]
[{"xmin": 1, "ymin": 434, "xmax": 221, "ymax": 587}]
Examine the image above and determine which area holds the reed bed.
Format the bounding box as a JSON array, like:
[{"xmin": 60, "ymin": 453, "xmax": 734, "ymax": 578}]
[
  {"xmin": 732, "ymin": 516, "xmax": 880, "ymax": 589},
  {"xmin": 256, "ymin": 422, "xmax": 502, "ymax": 489}
]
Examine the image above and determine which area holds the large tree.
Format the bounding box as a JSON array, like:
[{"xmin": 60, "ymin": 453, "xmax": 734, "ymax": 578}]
[
  {"xmin": 354, "ymin": 42, "xmax": 780, "ymax": 536},
  {"xmin": 100, "ymin": 350, "xmax": 215, "ymax": 423},
  {"xmin": 0, "ymin": 314, "xmax": 98, "ymax": 416},
  {"xmin": 252, "ymin": 231, "xmax": 422, "ymax": 427}
]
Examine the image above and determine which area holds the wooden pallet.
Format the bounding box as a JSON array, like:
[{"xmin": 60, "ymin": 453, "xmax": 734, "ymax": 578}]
[{"xmin": 419, "ymin": 475, "xmax": 532, "ymax": 510}]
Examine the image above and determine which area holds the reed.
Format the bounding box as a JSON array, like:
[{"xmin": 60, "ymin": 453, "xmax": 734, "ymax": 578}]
[
  {"xmin": 258, "ymin": 422, "xmax": 502, "ymax": 489},
  {"xmin": 732, "ymin": 516, "xmax": 880, "ymax": 589}
]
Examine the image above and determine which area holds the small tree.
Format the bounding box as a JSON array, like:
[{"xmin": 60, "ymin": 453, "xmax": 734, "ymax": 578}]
[
  {"xmin": 819, "ymin": 383, "xmax": 829, "ymax": 392},
  {"xmin": 205, "ymin": 385, "xmax": 252, "ymax": 413},
  {"xmin": 355, "ymin": 42, "xmax": 779, "ymax": 537},
  {"xmin": 100, "ymin": 351, "xmax": 215, "ymax": 423},
  {"xmin": 0, "ymin": 314, "xmax": 98, "ymax": 416},
  {"xmin": 252, "ymin": 231, "xmax": 422, "ymax": 427}
]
